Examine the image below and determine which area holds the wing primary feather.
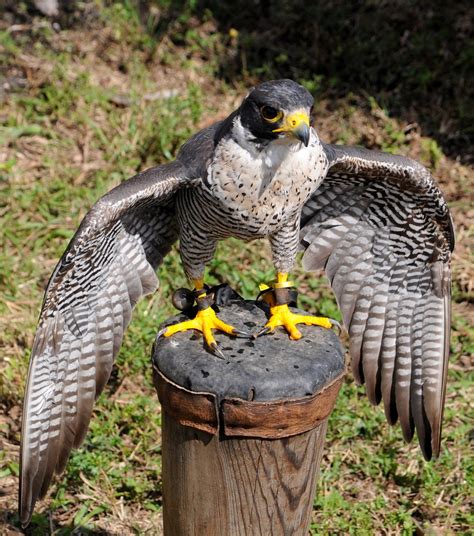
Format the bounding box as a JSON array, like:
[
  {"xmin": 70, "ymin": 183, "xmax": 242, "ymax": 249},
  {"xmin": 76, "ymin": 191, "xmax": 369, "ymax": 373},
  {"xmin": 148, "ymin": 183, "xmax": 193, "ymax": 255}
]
[
  {"xmin": 394, "ymin": 294, "xmax": 416, "ymax": 443},
  {"xmin": 36, "ymin": 329, "xmax": 72, "ymax": 498},
  {"xmin": 420, "ymin": 290, "xmax": 450, "ymax": 459},
  {"xmin": 410, "ymin": 299, "xmax": 431, "ymax": 459},
  {"xmin": 433, "ymin": 292, "xmax": 451, "ymax": 457},
  {"xmin": 361, "ymin": 278, "xmax": 389, "ymax": 405},
  {"xmin": 380, "ymin": 303, "xmax": 399, "ymax": 425},
  {"xmin": 349, "ymin": 281, "xmax": 375, "ymax": 385}
]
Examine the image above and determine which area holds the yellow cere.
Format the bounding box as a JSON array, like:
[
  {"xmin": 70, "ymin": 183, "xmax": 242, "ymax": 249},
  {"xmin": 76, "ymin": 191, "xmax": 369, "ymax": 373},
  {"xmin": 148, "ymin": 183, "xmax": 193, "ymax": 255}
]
[{"xmin": 272, "ymin": 111, "xmax": 310, "ymax": 133}]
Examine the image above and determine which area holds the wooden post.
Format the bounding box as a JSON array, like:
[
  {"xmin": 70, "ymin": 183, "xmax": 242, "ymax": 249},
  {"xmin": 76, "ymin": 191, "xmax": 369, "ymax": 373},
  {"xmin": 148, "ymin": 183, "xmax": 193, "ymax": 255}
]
[{"xmin": 153, "ymin": 296, "xmax": 345, "ymax": 536}]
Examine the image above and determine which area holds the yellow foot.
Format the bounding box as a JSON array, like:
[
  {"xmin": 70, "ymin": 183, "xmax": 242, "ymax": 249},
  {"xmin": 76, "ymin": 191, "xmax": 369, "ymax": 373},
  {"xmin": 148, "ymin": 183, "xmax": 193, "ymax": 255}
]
[
  {"xmin": 257, "ymin": 304, "xmax": 333, "ymax": 341},
  {"xmin": 162, "ymin": 306, "xmax": 246, "ymax": 357}
]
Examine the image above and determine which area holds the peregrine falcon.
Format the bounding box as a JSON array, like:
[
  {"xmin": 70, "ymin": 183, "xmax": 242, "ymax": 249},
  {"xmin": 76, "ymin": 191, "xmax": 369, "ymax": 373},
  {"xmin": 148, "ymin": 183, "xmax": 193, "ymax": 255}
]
[{"xmin": 19, "ymin": 79, "xmax": 454, "ymax": 525}]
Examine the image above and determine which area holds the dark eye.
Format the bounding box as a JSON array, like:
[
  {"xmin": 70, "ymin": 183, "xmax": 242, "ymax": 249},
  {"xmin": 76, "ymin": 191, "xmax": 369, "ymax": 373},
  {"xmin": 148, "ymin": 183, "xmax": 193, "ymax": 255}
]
[{"xmin": 261, "ymin": 105, "xmax": 282, "ymax": 123}]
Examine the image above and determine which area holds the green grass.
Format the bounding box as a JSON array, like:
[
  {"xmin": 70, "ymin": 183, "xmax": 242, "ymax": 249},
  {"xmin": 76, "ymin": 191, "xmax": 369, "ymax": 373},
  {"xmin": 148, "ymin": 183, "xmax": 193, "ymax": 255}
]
[{"xmin": 0, "ymin": 2, "xmax": 472, "ymax": 534}]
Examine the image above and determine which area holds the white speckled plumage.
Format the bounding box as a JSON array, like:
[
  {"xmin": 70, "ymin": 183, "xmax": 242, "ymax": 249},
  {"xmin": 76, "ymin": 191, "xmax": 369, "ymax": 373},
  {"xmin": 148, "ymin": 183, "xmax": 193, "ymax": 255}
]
[
  {"xmin": 177, "ymin": 117, "xmax": 327, "ymax": 278},
  {"xmin": 208, "ymin": 117, "xmax": 326, "ymax": 221}
]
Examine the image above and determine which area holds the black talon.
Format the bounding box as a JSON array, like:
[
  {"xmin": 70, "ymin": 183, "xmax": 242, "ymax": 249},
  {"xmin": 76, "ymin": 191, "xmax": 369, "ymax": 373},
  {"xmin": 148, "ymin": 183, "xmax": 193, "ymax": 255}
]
[
  {"xmin": 329, "ymin": 318, "xmax": 342, "ymax": 334},
  {"xmin": 232, "ymin": 328, "xmax": 252, "ymax": 338},
  {"xmin": 156, "ymin": 328, "xmax": 167, "ymax": 339},
  {"xmin": 209, "ymin": 342, "xmax": 225, "ymax": 359},
  {"xmin": 253, "ymin": 327, "xmax": 272, "ymax": 339}
]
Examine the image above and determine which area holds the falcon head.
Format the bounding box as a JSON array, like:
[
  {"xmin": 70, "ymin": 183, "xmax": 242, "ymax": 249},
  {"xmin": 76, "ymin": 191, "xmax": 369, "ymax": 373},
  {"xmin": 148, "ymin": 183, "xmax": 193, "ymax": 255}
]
[{"xmin": 238, "ymin": 79, "xmax": 313, "ymax": 146}]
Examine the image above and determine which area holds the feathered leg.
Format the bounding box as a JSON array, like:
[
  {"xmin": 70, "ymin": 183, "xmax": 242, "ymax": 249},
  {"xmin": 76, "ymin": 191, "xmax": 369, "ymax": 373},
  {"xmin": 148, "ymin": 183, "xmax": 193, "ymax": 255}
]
[
  {"xmin": 257, "ymin": 273, "xmax": 333, "ymax": 340},
  {"xmin": 163, "ymin": 232, "xmax": 244, "ymax": 355},
  {"xmin": 258, "ymin": 223, "xmax": 334, "ymax": 339}
]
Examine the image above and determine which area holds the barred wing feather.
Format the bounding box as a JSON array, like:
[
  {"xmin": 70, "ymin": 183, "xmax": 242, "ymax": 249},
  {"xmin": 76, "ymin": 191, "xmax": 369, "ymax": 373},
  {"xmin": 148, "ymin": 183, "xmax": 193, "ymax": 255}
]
[
  {"xmin": 300, "ymin": 144, "xmax": 454, "ymax": 460},
  {"xmin": 20, "ymin": 161, "xmax": 190, "ymax": 526}
]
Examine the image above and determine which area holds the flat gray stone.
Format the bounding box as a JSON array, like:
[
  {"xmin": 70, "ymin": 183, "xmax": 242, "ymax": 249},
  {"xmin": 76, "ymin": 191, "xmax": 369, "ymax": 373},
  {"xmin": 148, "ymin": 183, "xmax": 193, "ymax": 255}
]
[{"xmin": 153, "ymin": 300, "xmax": 345, "ymax": 403}]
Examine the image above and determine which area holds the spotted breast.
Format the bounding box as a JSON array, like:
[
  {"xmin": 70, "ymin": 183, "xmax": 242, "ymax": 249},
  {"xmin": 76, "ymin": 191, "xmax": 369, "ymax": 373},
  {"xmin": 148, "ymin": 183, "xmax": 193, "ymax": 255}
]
[{"xmin": 182, "ymin": 126, "xmax": 328, "ymax": 242}]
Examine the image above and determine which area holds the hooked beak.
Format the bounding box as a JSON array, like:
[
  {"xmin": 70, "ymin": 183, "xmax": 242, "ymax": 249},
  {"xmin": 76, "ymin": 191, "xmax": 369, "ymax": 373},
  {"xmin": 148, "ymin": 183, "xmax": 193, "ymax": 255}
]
[
  {"xmin": 292, "ymin": 121, "xmax": 310, "ymax": 147},
  {"xmin": 273, "ymin": 111, "xmax": 311, "ymax": 146}
]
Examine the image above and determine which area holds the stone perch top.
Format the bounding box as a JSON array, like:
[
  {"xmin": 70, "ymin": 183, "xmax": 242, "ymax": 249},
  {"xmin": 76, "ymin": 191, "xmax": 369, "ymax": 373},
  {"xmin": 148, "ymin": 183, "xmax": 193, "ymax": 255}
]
[{"xmin": 152, "ymin": 293, "xmax": 345, "ymax": 439}]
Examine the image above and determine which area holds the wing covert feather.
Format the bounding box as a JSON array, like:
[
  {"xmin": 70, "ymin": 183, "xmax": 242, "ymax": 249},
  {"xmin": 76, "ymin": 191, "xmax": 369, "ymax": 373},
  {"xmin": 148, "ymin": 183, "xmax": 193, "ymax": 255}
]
[
  {"xmin": 20, "ymin": 161, "xmax": 191, "ymax": 526},
  {"xmin": 300, "ymin": 143, "xmax": 453, "ymax": 460}
]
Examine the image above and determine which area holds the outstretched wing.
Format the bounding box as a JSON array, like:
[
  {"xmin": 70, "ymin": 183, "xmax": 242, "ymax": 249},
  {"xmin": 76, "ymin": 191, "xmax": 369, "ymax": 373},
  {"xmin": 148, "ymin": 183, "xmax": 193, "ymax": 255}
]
[
  {"xmin": 20, "ymin": 160, "xmax": 192, "ymax": 526},
  {"xmin": 300, "ymin": 144, "xmax": 454, "ymax": 460}
]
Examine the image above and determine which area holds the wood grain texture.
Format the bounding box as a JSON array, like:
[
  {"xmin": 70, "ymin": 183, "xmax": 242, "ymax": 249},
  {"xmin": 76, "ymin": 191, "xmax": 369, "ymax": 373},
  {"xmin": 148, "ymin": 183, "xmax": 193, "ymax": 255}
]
[
  {"xmin": 162, "ymin": 412, "xmax": 328, "ymax": 536},
  {"xmin": 156, "ymin": 297, "xmax": 344, "ymax": 535}
]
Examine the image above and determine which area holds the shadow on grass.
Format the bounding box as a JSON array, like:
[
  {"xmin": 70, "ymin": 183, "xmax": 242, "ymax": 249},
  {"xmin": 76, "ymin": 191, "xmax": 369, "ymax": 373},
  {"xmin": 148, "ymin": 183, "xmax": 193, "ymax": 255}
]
[
  {"xmin": 149, "ymin": 0, "xmax": 473, "ymax": 162},
  {"xmin": 1, "ymin": 508, "xmax": 114, "ymax": 535},
  {"xmin": 3, "ymin": 1, "xmax": 471, "ymax": 160},
  {"xmin": 393, "ymin": 472, "xmax": 423, "ymax": 489}
]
